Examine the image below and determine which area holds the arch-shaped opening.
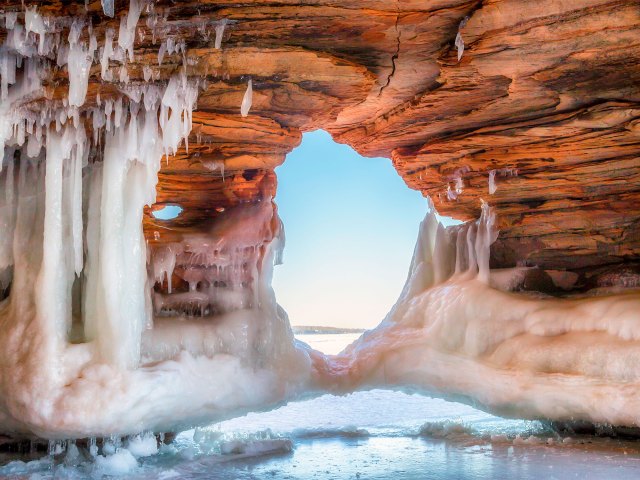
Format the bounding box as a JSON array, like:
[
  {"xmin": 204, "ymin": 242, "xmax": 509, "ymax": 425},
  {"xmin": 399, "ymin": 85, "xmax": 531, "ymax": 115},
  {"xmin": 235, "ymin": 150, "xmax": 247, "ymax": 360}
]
[
  {"xmin": 274, "ymin": 130, "xmax": 462, "ymax": 354},
  {"xmin": 273, "ymin": 130, "xmax": 426, "ymax": 353},
  {"xmin": 151, "ymin": 204, "xmax": 184, "ymax": 221},
  {"xmin": 273, "ymin": 130, "xmax": 426, "ymax": 344}
]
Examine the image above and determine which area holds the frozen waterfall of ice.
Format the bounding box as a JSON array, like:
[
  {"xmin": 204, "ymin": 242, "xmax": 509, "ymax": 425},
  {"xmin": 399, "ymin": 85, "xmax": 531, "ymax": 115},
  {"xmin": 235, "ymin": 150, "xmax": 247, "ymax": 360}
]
[{"xmin": 0, "ymin": 0, "xmax": 310, "ymax": 438}]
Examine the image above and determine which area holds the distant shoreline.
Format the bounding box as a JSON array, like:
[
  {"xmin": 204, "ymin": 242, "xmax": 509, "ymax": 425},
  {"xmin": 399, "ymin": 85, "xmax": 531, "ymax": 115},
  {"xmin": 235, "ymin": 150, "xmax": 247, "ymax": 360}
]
[{"xmin": 292, "ymin": 326, "xmax": 366, "ymax": 335}]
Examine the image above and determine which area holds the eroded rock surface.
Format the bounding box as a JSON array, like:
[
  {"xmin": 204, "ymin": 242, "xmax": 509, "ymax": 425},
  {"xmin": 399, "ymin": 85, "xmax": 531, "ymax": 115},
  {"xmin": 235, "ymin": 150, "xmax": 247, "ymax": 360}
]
[{"xmin": 5, "ymin": 0, "xmax": 640, "ymax": 274}]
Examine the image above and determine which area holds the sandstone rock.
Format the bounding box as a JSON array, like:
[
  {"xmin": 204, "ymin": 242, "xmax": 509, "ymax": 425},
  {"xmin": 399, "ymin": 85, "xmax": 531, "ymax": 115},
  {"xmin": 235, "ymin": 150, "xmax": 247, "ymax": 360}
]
[{"xmin": 4, "ymin": 0, "xmax": 638, "ymax": 276}]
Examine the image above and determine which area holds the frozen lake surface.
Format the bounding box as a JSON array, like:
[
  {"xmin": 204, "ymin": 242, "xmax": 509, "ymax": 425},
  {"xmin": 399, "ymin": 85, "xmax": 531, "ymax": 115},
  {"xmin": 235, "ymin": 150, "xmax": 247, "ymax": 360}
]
[{"xmin": 2, "ymin": 334, "xmax": 640, "ymax": 479}]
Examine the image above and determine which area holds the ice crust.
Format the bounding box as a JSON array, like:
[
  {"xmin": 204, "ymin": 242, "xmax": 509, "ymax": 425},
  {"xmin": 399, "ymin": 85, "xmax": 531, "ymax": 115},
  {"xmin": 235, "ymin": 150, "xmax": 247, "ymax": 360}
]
[{"xmin": 0, "ymin": 0, "xmax": 639, "ymax": 443}]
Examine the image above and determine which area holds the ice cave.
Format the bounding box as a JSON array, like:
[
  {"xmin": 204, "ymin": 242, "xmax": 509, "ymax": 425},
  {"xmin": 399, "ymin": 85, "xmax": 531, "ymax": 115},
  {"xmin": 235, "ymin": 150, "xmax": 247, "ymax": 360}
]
[{"xmin": 0, "ymin": 0, "xmax": 639, "ymax": 478}]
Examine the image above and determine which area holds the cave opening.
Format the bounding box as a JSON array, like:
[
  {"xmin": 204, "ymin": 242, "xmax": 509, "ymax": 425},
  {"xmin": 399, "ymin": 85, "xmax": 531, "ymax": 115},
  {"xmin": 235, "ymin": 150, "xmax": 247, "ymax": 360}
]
[
  {"xmin": 273, "ymin": 130, "xmax": 427, "ymax": 351},
  {"xmin": 151, "ymin": 204, "xmax": 183, "ymax": 221}
]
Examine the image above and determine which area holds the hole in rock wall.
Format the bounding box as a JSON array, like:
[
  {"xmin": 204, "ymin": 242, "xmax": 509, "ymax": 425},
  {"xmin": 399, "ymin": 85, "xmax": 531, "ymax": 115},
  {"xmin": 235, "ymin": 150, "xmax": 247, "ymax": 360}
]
[
  {"xmin": 274, "ymin": 130, "xmax": 457, "ymax": 353},
  {"xmin": 151, "ymin": 204, "xmax": 183, "ymax": 220}
]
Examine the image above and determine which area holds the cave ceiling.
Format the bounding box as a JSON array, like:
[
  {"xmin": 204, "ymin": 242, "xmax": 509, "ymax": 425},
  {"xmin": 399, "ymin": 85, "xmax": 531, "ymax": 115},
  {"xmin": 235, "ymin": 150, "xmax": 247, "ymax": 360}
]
[{"xmin": 13, "ymin": 0, "xmax": 640, "ymax": 273}]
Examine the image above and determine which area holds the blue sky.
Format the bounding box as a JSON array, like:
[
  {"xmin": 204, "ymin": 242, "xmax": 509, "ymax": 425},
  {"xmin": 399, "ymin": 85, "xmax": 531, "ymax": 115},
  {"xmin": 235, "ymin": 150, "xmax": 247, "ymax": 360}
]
[{"xmin": 272, "ymin": 130, "xmax": 427, "ymax": 329}]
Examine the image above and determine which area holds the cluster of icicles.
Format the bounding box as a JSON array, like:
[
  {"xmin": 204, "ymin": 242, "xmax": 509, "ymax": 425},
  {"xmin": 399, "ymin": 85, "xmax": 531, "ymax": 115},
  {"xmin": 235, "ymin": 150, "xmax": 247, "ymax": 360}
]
[
  {"xmin": 0, "ymin": 0, "xmax": 640, "ymax": 448},
  {"xmin": 0, "ymin": 0, "xmax": 293, "ymax": 441},
  {"xmin": 0, "ymin": 0, "xmax": 248, "ymax": 158},
  {"xmin": 444, "ymin": 166, "xmax": 518, "ymax": 201}
]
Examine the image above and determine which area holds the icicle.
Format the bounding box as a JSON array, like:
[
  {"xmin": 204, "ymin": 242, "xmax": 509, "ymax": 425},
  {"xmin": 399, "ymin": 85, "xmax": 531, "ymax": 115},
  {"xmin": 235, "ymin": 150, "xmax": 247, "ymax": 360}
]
[
  {"xmin": 203, "ymin": 159, "xmax": 225, "ymax": 181},
  {"xmin": 157, "ymin": 41, "xmax": 166, "ymax": 65},
  {"xmin": 24, "ymin": 6, "xmax": 47, "ymax": 55},
  {"xmin": 101, "ymin": 28, "xmax": 115, "ymax": 81},
  {"xmin": 214, "ymin": 19, "xmax": 228, "ymax": 50},
  {"xmin": 454, "ymin": 176, "xmax": 464, "ymax": 195},
  {"xmin": 101, "ymin": 0, "xmax": 115, "ymax": 18},
  {"xmin": 117, "ymin": 0, "xmax": 144, "ymax": 62},
  {"xmin": 71, "ymin": 127, "xmax": 85, "ymax": 276},
  {"xmin": 143, "ymin": 65, "xmax": 152, "ymax": 82},
  {"xmin": 488, "ymin": 169, "xmax": 497, "ymax": 194},
  {"xmin": 119, "ymin": 64, "xmax": 129, "ymax": 83},
  {"xmin": 446, "ymin": 184, "xmax": 457, "ymax": 201},
  {"xmin": 5, "ymin": 12, "xmax": 17, "ymax": 29},
  {"xmin": 67, "ymin": 21, "xmax": 97, "ymax": 107},
  {"xmin": 455, "ymin": 17, "xmax": 468, "ymax": 62},
  {"xmin": 240, "ymin": 78, "xmax": 253, "ymax": 117},
  {"xmin": 455, "ymin": 32, "xmax": 464, "ymax": 62},
  {"xmin": 0, "ymin": 149, "xmax": 16, "ymax": 271}
]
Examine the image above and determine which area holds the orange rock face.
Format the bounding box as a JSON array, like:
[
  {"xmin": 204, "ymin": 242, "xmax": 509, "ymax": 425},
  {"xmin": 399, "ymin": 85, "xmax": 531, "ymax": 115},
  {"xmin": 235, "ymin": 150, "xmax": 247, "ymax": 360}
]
[{"xmin": 12, "ymin": 0, "xmax": 640, "ymax": 276}]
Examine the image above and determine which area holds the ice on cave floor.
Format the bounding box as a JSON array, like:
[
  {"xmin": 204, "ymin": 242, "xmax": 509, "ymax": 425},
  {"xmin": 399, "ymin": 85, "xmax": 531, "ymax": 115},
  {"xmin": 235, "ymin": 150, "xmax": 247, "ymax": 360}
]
[
  {"xmin": 94, "ymin": 449, "xmax": 139, "ymax": 475},
  {"xmin": 126, "ymin": 432, "xmax": 159, "ymax": 457},
  {"xmin": 241, "ymin": 78, "xmax": 253, "ymax": 117}
]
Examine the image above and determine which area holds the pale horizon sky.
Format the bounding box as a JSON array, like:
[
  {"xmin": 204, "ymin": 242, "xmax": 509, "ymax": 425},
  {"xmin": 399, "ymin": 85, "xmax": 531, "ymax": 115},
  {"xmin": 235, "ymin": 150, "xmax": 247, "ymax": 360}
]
[{"xmin": 272, "ymin": 130, "xmax": 427, "ymax": 329}]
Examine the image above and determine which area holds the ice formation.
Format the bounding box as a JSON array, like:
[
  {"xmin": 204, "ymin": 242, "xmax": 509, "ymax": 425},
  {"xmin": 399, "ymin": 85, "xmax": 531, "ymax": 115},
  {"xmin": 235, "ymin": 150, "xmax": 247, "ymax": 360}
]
[
  {"xmin": 214, "ymin": 19, "xmax": 228, "ymax": 50},
  {"xmin": 0, "ymin": 1, "xmax": 312, "ymax": 439},
  {"xmin": 1, "ymin": 0, "xmax": 640, "ymax": 445},
  {"xmin": 319, "ymin": 199, "xmax": 640, "ymax": 426},
  {"xmin": 241, "ymin": 78, "xmax": 253, "ymax": 117},
  {"xmin": 454, "ymin": 17, "xmax": 468, "ymax": 62},
  {"xmin": 488, "ymin": 169, "xmax": 497, "ymax": 194},
  {"xmin": 101, "ymin": 0, "xmax": 115, "ymax": 18},
  {"xmin": 488, "ymin": 168, "xmax": 517, "ymax": 194}
]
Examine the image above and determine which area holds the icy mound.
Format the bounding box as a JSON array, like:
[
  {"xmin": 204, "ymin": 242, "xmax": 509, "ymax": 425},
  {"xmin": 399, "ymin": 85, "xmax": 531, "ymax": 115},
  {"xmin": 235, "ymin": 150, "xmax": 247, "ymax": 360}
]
[{"xmin": 321, "ymin": 200, "xmax": 640, "ymax": 426}]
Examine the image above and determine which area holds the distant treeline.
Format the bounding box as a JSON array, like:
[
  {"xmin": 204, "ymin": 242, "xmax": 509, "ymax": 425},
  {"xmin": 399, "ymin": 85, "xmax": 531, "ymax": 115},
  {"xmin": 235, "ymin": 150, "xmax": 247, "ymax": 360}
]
[{"xmin": 292, "ymin": 326, "xmax": 366, "ymax": 335}]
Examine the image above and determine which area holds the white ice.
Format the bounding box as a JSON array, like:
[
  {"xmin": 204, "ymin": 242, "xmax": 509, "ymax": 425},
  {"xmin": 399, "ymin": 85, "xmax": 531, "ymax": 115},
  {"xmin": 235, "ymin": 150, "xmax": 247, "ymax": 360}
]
[
  {"xmin": 489, "ymin": 169, "xmax": 497, "ymax": 194},
  {"xmin": 240, "ymin": 79, "xmax": 253, "ymax": 117},
  {"xmin": 214, "ymin": 20, "xmax": 228, "ymax": 50},
  {"xmin": 455, "ymin": 17, "xmax": 468, "ymax": 62},
  {"xmin": 455, "ymin": 32, "xmax": 464, "ymax": 62},
  {"xmin": 316, "ymin": 199, "xmax": 640, "ymax": 426},
  {"xmin": 101, "ymin": 0, "xmax": 115, "ymax": 18}
]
